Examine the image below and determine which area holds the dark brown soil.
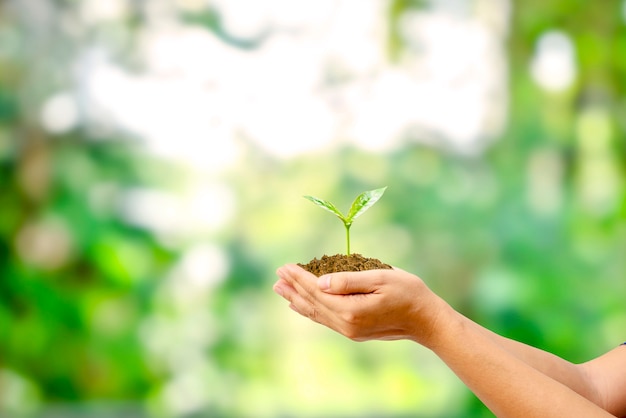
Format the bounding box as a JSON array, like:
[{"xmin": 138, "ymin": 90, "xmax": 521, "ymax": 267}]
[{"xmin": 298, "ymin": 253, "xmax": 392, "ymax": 277}]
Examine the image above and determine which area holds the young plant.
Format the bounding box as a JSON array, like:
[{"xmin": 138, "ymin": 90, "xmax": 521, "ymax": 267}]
[{"xmin": 303, "ymin": 186, "xmax": 387, "ymax": 256}]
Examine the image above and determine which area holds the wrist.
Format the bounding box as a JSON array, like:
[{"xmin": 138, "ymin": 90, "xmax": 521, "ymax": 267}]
[{"xmin": 410, "ymin": 296, "xmax": 461, "ymax": 351}]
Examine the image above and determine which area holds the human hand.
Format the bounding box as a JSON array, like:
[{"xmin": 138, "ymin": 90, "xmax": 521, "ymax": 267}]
[{"xmin": 273, "ymin": 264, "xmax": 449, "ymax": 347}]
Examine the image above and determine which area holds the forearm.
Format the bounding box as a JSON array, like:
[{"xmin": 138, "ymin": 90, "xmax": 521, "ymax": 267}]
[
  {"xmin": 423, "ymin": 305, "xmax": 614, "ymax": 418},
  {"xmin": 464, "ymin": 316, "xmax": 602, "ymax": 406}
]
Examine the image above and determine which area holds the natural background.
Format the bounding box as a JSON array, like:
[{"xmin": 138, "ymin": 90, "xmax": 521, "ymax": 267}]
[{"xmin": 1, "ymin": 0, "xmax": 625, "ymax": 417}]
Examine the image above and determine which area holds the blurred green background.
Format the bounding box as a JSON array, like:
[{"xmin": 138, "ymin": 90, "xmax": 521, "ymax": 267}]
[{"xmin": 1, "ymin": 0, "xmax": 625, "ymax": 417}]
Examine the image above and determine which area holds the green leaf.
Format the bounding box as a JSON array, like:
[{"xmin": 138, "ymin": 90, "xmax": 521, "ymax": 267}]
[
  {"xmin": 346, "ymin": 186, "xmax": 387, "ymax": 224},
  {"xmin": 303, "ymin": 195, "xmax": 347, "ymax": 222}
]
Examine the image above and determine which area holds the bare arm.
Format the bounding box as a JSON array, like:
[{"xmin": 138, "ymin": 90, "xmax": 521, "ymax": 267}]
[
  {"xmin": 274, "ymin": 265, "xmax": 624, "ymax": 417},
  {"xmin": 428, "ymin": 304, "xmax": 615, "ymax": 418},
  {"xmin": 581, "ymin": 346, "xmax": 626, "ymax": 417},
  {"xmin": 448, "ymin": 309, "xmax": 626, "ymax": 416},
  {"xmin": 465, "ymin": 316, "xmax": 602, "ymax": 404}
]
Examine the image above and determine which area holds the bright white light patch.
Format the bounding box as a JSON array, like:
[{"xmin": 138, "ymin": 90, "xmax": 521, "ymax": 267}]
[
  {"xmin": 79, "ymin": 1, "xmax": 508, "ymax": 161},
  {"xmin": 40, "ymin": 93, "xmax": 79, "ymax": 134},
  {"xmin": 117, "ymin": 185, "xmax": 235, "ymax": 239},
  {"xmin": 80, "ymin": 0, "xmax": 127, "ymax": 23},
  {"xmin": 177, "ymin": 244, "xmax": 230, "ymax": 289},
  {"xmin": 530, "ymin": 30, "xmax": 577, "ymax": 92}
]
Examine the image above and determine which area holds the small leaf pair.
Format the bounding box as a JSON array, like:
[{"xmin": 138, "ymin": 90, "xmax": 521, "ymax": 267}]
[{"xmin": 303, "ymin": 187, "xmax": 387, "ymax": 255}]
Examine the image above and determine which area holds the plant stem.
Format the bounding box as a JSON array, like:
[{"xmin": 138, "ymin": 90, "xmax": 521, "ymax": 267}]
[{"xmin": 345, "ymin": 224, "xmax": 351, "ymax": 256}]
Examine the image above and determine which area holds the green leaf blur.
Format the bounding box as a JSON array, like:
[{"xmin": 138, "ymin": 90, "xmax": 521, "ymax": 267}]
[
  {"xmin": 346, "ymin": 187, "xmax": 388, "ymax": 225},
  {"xmin": 304, "ymin": 187, "xmax": 387, "ymax": 255}
]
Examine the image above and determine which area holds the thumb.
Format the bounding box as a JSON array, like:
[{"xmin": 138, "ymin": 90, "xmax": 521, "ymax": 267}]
[{"xmin": 317, "ymin": 271, "xmax": 381, "ymax": 295}]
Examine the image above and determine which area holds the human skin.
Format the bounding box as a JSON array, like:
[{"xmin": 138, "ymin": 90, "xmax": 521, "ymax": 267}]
[{"xmin": 273, "ymin": 264, "xmax": 626, "ymax": 418}]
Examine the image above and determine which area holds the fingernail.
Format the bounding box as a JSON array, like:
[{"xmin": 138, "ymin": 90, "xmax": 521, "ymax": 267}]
[
  {"xmin": 273, "ymin": 285, "xmax": 284, "ymax": 296},
  {"xmin": 318, "ymin": 275, "xmax": 331, "ymax": 290},
  {"xmin": 276, "ymin": 267, "xmax": 286, "ymax": 279}
]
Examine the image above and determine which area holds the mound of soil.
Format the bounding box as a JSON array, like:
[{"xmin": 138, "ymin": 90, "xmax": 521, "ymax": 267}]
[{"xmin": 298, "ymin": 253, "xmax": 392, "ymax": 277}]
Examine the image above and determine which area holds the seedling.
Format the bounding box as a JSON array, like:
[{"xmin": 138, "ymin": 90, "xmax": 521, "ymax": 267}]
[{"xmin": 303, "ymin": 187, "xmax": 387, "ymax": 256}]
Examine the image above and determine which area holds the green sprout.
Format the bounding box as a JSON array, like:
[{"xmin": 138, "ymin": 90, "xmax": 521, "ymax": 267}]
[{"xmin": 304, "ymin": 187, "xmax": 387, "ymax": 256}]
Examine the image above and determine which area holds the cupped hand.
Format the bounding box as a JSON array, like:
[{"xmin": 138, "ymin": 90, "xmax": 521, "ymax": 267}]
[{"xmin": 273, "ymin": 264, "xmax": 449, "ymax": 347}]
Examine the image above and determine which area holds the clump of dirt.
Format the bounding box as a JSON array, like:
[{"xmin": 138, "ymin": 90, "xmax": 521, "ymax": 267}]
[{"xmin": 298, "ymin": 253, "xmax": 392, "ymax": 277}]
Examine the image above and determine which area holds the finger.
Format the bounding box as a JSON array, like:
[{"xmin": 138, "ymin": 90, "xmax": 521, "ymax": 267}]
[
  {"xmin": 277, "ymin": 264, "xmax": 326, "ymax": 303},
  {"xmin": 317, "ymin": 269, "xmax": 389, "ymax": 295},
  {"xmin": 276, "ymin": 264, "xmax": 343, "ymax": 322},
  {"xmin": 272, "ymin": 278, "xmax": 295, "ymax": 299},
  {"xmin": 287, "ymin": 292, "xmax": 318, "ymax": 320},
  {"xmin": 274, "ymin": 277, "xmax": 321, "ymax": 321}
]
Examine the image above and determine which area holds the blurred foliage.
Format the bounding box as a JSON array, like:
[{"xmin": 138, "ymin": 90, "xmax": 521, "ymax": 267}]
[{"xmin": 1, "ymin": 1, "xmax": 625, "ymax": 418}]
